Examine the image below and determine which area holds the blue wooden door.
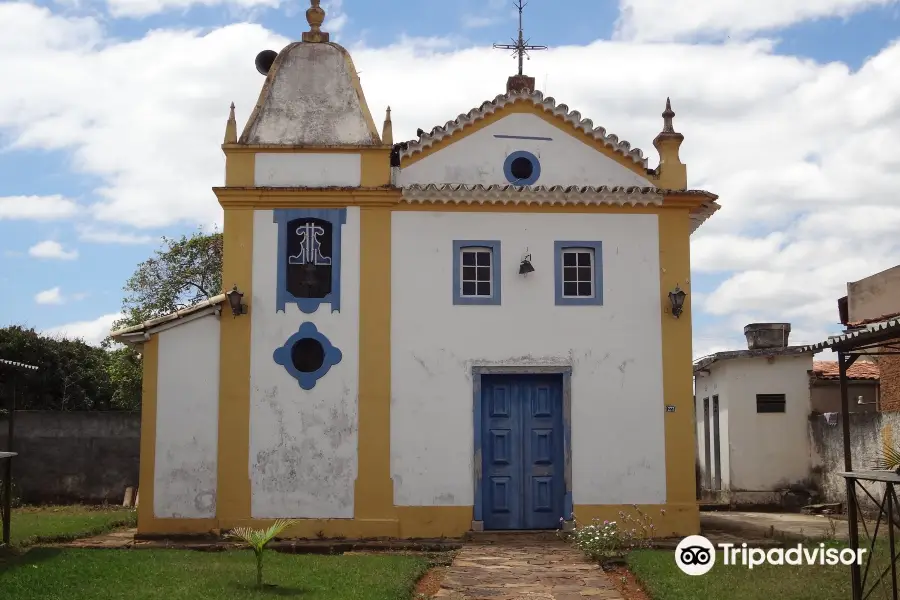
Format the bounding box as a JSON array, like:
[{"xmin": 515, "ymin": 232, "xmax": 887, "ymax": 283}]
[{"xmin": 482, "ymin": 374, "xmax": 565, "ymax": 530}]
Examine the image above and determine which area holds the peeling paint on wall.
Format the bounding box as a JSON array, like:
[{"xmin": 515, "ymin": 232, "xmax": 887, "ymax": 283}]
[
  {"xmin": 154, "ymin": 315, "xmax": 221, "ymax": 519},
  {"xmin": 249, "ymin": 208, "xmax": 361, "ymax": 519}
]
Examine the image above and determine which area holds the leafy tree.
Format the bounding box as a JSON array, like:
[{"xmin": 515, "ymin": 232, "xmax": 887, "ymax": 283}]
[
  {"xmin": 112, "ymin": 228, "xmax": 223, "ymax": 331},
  {"xmin": 104, "ymin": 228, "xmax": 224, "ymax": 410}
]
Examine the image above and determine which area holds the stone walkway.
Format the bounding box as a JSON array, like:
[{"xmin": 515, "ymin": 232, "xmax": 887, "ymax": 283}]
[{"xmin": 434, "ymin": 541, "xmax": 622, "ymax": 600}]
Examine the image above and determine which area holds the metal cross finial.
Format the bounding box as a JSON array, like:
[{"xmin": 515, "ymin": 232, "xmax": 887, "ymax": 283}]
[{"xmin": 493, "ymin": 0, "xmax": 548, "ymax": 76}]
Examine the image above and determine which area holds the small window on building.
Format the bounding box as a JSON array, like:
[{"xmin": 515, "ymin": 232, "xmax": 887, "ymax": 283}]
[
  {"xmin": 453, "ymin": 240, "xmax": 501, "ymax": 305},
  {"xmin": 756, "ymin": 394, "xmax": 786, "ymax": 413},
  {"xmin": 554, "ymin": 241, "xmax": 603, "ymax": 306},
  {"xmin": 562, "ymin": 249, "xmax": 594, "ymax": 298},
  {"xmin": 461, "ymin": 248, "xmax": 493, "ymax": 297}
]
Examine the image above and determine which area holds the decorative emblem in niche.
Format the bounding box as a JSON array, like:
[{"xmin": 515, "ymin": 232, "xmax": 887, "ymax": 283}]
[
  {"xmin": 503, "ymin": 150, "xmax": 541, "ymax": 186},
  {"xmin": 273, "ymin": 322, "xmax": 343, "ymax": 390},
  {"xmin": 274, "ymin": 208, "xmax": 347, "ymax": 314}
]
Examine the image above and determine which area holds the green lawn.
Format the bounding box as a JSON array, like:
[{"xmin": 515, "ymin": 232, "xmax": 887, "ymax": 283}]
[
  {"xmin": 6, "ymin": 505, "xmax": 137, "ymax": 547},
  {"xmin": 628, "ymin": 541, "xmax": 894, "ymax": 600},
  {"xmin": 0, "ymin": 548, "xmax": 430, "ymax": 600}
]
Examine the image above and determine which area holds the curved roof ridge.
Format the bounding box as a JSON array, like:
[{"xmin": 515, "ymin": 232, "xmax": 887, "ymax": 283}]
[{"xmin": 400, "ymin": 89, "xmax": 648, "ymax": 167}]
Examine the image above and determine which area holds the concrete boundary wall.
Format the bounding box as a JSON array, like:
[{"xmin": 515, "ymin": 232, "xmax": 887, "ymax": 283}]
[{"xmin": 0, "ymin": 411, "xmax": 140, "ymax": 504}]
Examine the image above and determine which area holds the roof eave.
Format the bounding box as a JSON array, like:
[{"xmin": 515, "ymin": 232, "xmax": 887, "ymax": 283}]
[{"xmin": 109, "ymin": 294, "xmax": 227, "ymax": 341}]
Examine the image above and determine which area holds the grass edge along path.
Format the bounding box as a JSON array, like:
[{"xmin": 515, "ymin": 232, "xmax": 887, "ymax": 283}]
[{"xmin": 5, "ymin": 506, "xmax": 137, "ymax": 548}]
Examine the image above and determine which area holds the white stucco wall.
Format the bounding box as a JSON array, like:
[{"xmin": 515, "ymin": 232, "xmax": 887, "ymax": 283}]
[
  {"xmin": 703, "ymin": 355, "xmax": 813, "ymax": 496},
  {"xmin": 248, "ymin": 208, "xmax": 361, "ymax": 519},
  {"xmin": 695, "ymin": 367, "xmax": 730, "ymax": 491},
  {"xmin": 397, "ymin": 113, "xmax": 654, "ymax": 188},
  {"xmin": 254, "ymin": 153, "xmax": 362, "ymax": 187},
  {"xmin": 154, "ymin": 314, "xmax": 221, "ymax": 518},
  {"xmin": 390, "ymin": 210, "xmax": 666, "ymax": 507}
]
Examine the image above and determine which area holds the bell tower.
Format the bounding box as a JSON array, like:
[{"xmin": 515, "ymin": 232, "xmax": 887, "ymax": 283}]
[{"xmin": 213, "ymin": 0, "xmax": 399, "ymax": 534}]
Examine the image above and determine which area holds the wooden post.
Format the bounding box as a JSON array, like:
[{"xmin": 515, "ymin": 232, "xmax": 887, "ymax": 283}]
[{"xmin": 2, "ymin": 376, "xmax": 16, "ymax": 545}]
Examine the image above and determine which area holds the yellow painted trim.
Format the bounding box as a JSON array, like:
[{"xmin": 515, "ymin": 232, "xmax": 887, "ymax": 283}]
[
  {"xmin": 223, "ymin": 145, "xmax": 390, "ymax": 153},
  {"xmin": 400, "ymin": 100, "xmax": 653, "ymax": 181},
  {"xmin": 657, "ymin": 208, "xmax": 696, "ymax": 510},
  {"xmin": 137, "ymin": 337, "xmax": 158, "ymax": 532},
  {"xmin": 215, "ymin": 207, "xmax": 254, "ymax": 525},
  {"xmin": 573, "ymin": 503, "xmax": 699, "ymax": 537},
  {"xmin": 135, "ymin": 503, "xmax": 694, "ymax": 538},
  {"xmin": 224, "ymin": 153, "xmax": 255, "ymax": 188},
  {"xmin": 215, "ymin": 187, "xmax": 399, "ymax": 210},
  {"xmin": 215, "ymin": 189, "xmax": 712, "ymax": 213},
  {"xmin": 355, "ymin": 206, "xmax": 395, "ymax": 520},
  {"xmin": 395, "ymin": 507, "xmax": 473, "ymax": 538},
  {"xmin": 360, "ymin": 149, "xmax": 391, "ymax": 187}
]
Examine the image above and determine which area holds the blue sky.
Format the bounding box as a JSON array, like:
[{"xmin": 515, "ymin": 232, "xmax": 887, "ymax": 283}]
[{"xmin": 2, "ymin": 0, "xmax": 900, "ymax": 352}]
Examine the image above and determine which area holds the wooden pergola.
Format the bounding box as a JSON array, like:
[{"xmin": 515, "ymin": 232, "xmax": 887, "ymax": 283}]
[
  {"xmin": 803, "ymin": 317, "xmax": 900, "ymax": 600},
  {"xmin": 1, "ymin": 358, "xmax": 39, "ymax": 546}
]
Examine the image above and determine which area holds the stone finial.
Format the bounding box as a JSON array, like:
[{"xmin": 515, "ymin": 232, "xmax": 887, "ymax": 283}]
[
  {"xmin": 662, "ymin": 97, "xmax": 675, "ymax": 133},
  {"xmin": 224, "ymin": 102, "xmax": 237, "ymax": 144},
  {"xmin": 653, "ymin": 97, "xmax": 686, "ymax": 189},
  {"xmin": 382, "ymin": 106, "xmax": 393, "ymax": 146},
  {"xmin": 303, "ymin": 0, "xmax": 330, "ymax": 43}
]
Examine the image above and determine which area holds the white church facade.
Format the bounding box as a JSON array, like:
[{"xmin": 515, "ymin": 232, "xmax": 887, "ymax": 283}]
[{"xmin": 112, "ymin": 1, "xmax": 720, "ymax": 538}]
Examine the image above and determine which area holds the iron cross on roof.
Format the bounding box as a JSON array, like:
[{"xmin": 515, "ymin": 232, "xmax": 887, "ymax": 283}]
[{"xmin": 493, "ymin": 0, "xmax": 548, "ymax": 76}]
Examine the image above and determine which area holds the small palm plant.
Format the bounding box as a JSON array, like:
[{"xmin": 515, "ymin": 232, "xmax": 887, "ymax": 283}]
[
  {"xmin": 229, "ymin": 519, "xmax": 297, "ymax": 588},
  {"xmin": 873, "ymin": 445, "xmax": 900, "ymax": 473}
]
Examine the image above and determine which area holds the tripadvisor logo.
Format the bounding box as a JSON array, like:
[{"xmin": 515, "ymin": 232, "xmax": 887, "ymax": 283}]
[{"xmin": 675, "ymin": 535, "xmax": 866, "ymax": 576}]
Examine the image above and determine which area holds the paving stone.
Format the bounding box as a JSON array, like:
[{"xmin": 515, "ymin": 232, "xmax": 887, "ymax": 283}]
[{"xmin": 432, "ymin": 541, "xmax": 623, "ymax": 600}]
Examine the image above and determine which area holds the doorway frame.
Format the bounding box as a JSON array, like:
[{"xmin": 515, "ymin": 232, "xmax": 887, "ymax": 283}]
[{"xmin": 471, "ymin": 365, "xmax": 573, "ymax": 531}]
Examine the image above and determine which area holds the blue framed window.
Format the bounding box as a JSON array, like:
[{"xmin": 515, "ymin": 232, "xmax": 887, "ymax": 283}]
[
  {"xmin": 503, "ymin": 150, "xmax": 541, "ymax": 186},
  {"xmin": 453, "ymin": 240, "xmax": 501, "ymax": 305},
  {"xmin": 274, "ymin": 208, "xmax": 346, "ymax": 314},
  {"xmin": 554, "ymin": 241, "xmax": 603, "ymax": 306}
]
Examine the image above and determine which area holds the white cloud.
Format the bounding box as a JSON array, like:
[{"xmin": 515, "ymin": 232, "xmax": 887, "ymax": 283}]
[
  {"xmin": 28, "ymin": 240, "xmax": 78, "ymax": 260},
  {"xmin": 615, "ymin": 0, "xmax": 900, "ymax": 42},
  {"xmin": 43, "ymin": 312, "xmax": 122, "ymax": 346},
  {"xmin": 105, "ymin": 0, "xmax": 278, "ymax": 18},
  {"xmin": 35, "ymin": 287, "xmax": 65, "ymax": 305},
  {"xmin": 76, "ymin": 225, "xmax": 154, "ymax": 245},
  {"xmin": 0, "ymin": 195, "xmax": 79, "ymax": 221},
  {"xmin": 3, "ymin": 3, "xmax": 900, "ymax": 357},
  {"xmin": 462, "ymin": 15, "xmax": 500, "ymax": 29}
]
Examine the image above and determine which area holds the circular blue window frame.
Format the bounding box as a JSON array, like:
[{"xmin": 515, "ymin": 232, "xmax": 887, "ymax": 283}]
[
  {"xmin": 273, "ymin": 322, "xmax": 343, "ymax": 390},
  {"xmin": 503, "ymin": 150, "xmax": 541, "ymax": 186}
]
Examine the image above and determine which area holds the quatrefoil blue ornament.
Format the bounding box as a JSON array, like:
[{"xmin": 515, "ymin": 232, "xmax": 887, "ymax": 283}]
[{"xmin": 273, "ymin": 322, "xmax": 342, "ymax": 390}]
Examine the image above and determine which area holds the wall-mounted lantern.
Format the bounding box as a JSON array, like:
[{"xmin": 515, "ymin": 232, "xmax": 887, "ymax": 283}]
[
  {"xmin": 669, "ymin": 285, "xmax": 687, "ymax": 318},
  {"xmin": 518, "ymin": 254, "xmax": 535, "ymax": 276},
  {"xmin": 226, "ymin": 285, "xmax": 248, "ymax": 317}
]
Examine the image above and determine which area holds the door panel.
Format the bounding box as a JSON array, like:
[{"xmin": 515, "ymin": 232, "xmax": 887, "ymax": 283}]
[{"xmin": 482, "ymin": 374, "xmax": 564, "ymax": 530}]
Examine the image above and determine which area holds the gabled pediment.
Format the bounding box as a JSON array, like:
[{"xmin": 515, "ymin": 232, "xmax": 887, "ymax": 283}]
[{"xmin": 397, "ymin": 91, "xmax": 656, "ymax": 189}]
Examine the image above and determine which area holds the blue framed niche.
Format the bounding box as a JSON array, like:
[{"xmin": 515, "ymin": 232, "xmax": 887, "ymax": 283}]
[
  {"xmin": 273, "ymin": 322, "xmax": 343, "ymax": 390},
  {"xmin": 274, "ymin": 208, "xmax": 347, "ymax": 313}
]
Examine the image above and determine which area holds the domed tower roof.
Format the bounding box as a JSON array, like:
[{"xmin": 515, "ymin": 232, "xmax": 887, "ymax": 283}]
[{"xmin": 239, "ymin": 0, "xmax": 381, "ymax": 147}]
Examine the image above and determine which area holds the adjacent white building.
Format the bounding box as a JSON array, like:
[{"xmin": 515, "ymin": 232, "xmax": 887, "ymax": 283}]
[{"xmin": 694, "ymin": 323, "xmax": 814, "ymax": 505}]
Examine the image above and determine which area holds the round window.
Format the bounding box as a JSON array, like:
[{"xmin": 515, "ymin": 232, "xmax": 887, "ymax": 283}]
[
  {"xmin": 509, "ymin": 156, "xmax": 534, "ymax": 181},
  {"xmin": 503, "ymin": 150, "xmax": 541, "ymax": 185},
  {"xmin": 291, "ymin": 338, "xmax": 326, "ymax": 373}
]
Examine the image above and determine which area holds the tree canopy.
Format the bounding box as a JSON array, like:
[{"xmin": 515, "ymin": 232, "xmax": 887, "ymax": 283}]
[
  {"xmin": 0, "ymin": 229, "xmax": 224, "ymax": 412},
  {"xmin": 112, "ymin": 229, "xmax": 223, "ymax": 331}
]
